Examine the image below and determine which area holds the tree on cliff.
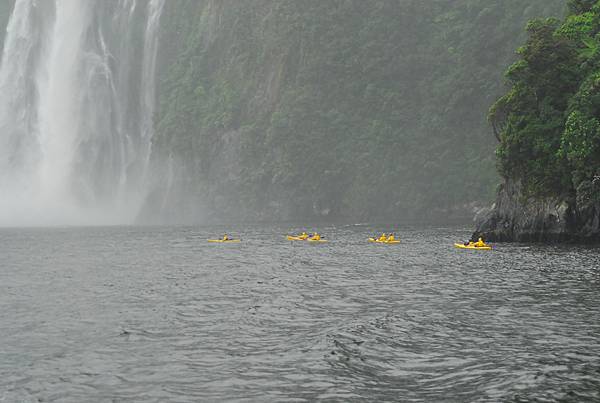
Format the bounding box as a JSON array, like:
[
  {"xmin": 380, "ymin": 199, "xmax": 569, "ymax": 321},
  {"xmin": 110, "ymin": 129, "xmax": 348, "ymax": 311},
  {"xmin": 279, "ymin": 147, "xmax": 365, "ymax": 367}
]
[
  {"xmin": 491, "ymin": 1, "xmax": 600, "ymax": 200},
  {"xmin": 152, "ymin": 0, "xmax": 564, "ymax": 222}
]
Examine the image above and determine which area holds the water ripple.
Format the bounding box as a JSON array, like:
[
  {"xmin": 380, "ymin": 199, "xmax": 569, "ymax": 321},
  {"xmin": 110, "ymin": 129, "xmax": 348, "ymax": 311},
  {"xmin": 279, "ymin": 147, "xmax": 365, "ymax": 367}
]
[{"xmin": 1, "ymin": 225, "xmax": 600, "ymax": 401}]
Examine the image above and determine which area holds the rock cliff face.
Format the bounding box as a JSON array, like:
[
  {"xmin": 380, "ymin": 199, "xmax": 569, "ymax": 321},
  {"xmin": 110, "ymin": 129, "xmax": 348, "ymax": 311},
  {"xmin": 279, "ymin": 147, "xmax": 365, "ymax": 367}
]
[
  {"xmin": 473, "ymin": 179, "xmax": 600, "ymax": 242},
  {"xmin": 138, "ymin": 0, "xmax": 565, "ymax": 224}
]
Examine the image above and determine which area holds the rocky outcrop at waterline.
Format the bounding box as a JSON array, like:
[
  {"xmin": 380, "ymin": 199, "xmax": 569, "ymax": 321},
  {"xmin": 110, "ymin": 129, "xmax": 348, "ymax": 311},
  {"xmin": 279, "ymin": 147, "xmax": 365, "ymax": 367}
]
[{"xmin": 473, "ymin": 179, "xmax": 600, "ymax": 243}]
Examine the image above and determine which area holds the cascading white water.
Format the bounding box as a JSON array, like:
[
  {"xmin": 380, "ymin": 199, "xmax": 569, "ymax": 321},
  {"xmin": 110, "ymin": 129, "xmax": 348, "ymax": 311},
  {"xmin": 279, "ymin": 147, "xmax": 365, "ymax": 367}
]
[
  {"xmin": 0, "ymin": 0, "xmax": 165, "ymax": 226},
  {"xmin": 140, "ymin": 0, "xmax": 165, "ymax": 182},
  {"xmin": 37, "ymin": 0, "xmax": 88, "ymax": 218}
]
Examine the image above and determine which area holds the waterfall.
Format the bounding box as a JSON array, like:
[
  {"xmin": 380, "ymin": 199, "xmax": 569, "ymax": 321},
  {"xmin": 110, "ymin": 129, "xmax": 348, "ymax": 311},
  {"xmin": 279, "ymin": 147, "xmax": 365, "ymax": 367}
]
[
  {"xmin": 140, "ymin": 0, "xmax": 165, "ymax": 182},
  {"xmin": 0, "ymin": 0, "xmax": 165, "ymax": 226}
]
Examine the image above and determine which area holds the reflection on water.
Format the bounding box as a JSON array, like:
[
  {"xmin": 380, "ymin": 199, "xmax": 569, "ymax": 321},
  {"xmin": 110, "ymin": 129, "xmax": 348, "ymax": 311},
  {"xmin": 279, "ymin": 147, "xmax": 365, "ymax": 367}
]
[{"xmin": 1, "ymin": 225, "xmax": 599, "ymax": 402}]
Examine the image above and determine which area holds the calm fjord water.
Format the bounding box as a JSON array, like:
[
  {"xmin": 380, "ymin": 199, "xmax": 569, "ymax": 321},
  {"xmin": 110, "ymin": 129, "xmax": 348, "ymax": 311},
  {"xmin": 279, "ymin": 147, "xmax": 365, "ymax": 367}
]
[{"xmin": 1, "ymin": 225, "xmax": 599, "ymax": 402}]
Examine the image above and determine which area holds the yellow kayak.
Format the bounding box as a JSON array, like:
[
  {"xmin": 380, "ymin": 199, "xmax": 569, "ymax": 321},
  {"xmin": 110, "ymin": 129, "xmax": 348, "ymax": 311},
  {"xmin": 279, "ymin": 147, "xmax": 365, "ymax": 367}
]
[
  {"xmin": 454, "ymin": 243, "xmax": 491, "ymax": 250},
  {"xmin": 368, "ymin": 238, "xmax": 400, "ymax": 244},
  {"xmin": 208, "ymin": 239, "xmax": 241, "ymax": 243},
  {"xmin": 308, "ymin": 239, "xmax": 328, "ymax": 243},
  {"xmin": 286, "ymin": 235, "xmax": 308, "ymax": 241}
]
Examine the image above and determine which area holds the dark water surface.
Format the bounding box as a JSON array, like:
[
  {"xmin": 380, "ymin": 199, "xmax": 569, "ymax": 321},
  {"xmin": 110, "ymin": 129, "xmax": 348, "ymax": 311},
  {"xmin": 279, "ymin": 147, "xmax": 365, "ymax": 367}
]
[{"xmin": 1, "ymin": 225, "xmax": 599, "ymax": 402}]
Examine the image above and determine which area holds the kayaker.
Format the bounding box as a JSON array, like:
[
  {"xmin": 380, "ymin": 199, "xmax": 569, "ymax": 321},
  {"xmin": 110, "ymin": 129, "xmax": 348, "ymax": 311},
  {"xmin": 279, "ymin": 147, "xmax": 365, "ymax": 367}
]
[
  {"xmin": 311, "ymin": 233, "xmax": 321, "ymax": 241},
  {"xmin": 474, "ymin": 237, "xmax": 486, "ymax": 248},
  {"xmin": 300, "ymin": 232, "xmax": 308, "ymax": 240},
  {"xmin": 378, "ymin": 233, "xmax": 387, "ymax": 242},
  {"xmin": 388, "ymin": 234, "xmax": 395, "ymax": 242},
  {"xmin": 222, "ymin": 234, "xmax": 229, "ymax": 241}
]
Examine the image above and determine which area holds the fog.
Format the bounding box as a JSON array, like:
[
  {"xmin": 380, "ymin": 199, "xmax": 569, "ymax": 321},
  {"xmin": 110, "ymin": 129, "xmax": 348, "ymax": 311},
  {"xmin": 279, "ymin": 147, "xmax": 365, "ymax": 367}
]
[
  {"xmin": 4, "ymin": 3, "xmax": 600, "ymax": 401},
  {"xmin": 0, "ymin": 0, "xmax": 564, "ymax": 226}
]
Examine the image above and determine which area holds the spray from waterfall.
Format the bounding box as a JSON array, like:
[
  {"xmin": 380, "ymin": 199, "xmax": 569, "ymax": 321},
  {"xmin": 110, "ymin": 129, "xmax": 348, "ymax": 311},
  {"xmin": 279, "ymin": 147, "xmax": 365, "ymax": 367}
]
[{"xmin": 0, "ymin": 0, "xmax": 165, "ymax": 226}]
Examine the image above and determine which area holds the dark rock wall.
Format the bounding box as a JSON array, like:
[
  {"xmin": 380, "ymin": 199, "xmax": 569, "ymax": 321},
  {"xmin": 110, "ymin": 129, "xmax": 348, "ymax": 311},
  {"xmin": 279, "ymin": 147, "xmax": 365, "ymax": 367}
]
[{"xmin": 474, "ymin": 179, "xmax": 600, "ymax": 243}]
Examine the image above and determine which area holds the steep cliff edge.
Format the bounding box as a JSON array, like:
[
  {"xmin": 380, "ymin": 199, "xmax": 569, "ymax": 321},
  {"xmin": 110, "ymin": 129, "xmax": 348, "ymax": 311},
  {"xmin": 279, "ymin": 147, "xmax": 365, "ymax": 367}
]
[
  {"xmin": 473, "ymin": 1, "xmax": 600, "ymax": 243},
  {"xmin": 140, "ymin": 0, "xmax": 565, "ymax": 224},
  {"xmin": 474, "ymin": 178, "xmax": 600, "ymax": 242},
  {"xmin": 474, "ymin": 180, "xmax": 574, "ymax": 242}
]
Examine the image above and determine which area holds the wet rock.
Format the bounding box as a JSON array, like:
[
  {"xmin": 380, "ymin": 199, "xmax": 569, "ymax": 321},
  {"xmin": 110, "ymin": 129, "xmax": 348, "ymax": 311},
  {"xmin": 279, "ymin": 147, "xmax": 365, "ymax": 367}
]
[{"xmin": 473, "ymin": 179, "xmax": 600, "ymax": 243}]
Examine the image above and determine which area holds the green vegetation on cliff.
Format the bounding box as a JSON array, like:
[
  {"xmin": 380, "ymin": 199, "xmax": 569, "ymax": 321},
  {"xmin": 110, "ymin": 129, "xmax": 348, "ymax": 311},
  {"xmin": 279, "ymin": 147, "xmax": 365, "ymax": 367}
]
[
  {"xmin": 491, "ymin": 0, "xmax": 600, "ymax": 204},
  {"xmin": 152, "ymin": 0, "xmax": 564, "ymax": 222}
]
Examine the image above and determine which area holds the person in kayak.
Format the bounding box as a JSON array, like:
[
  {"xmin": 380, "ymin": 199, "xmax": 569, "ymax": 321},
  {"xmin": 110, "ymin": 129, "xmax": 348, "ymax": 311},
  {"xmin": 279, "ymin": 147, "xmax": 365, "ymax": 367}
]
[
  {"xmin": 388, "ymin": 233, "xmax": 395, "ymax": 242},
  {"xmin": 473, "ymin": 237, "xmax": 486, "ymax": 247},
  {"xmin": 378, "ymin": 233, "xmax": 388, "ymax": 242},
  {"xmin": 310, "ymin": 233, "xmax": 321, "ymax": 241},
  {"xmin": 222, "ymin": 234, "xmax": 229, "ymax": 241},
  {"xmin": 299, "ymin": 232, "xmax": 309, "ymax": 240}
]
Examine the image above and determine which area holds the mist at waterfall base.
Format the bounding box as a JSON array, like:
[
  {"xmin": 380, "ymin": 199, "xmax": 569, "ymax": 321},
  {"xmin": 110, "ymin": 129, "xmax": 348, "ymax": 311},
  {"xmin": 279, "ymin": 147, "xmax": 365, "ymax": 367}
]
[{"xmin": 0, "ymin": 0, "xmax": 164, "ymax": 227}]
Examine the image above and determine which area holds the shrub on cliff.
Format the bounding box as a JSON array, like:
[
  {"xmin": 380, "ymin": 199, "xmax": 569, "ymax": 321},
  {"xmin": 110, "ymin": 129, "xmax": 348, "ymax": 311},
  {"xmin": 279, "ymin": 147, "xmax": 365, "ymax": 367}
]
[{"xmin": 492, "ymin": 2, "xmax": 600, "ymax": 199}]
